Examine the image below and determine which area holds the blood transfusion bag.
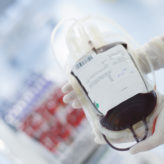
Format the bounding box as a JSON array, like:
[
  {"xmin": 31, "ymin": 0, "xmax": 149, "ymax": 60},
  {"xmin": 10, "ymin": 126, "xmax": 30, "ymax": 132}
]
[{"xmin": 51, "ymin": 16, "xmax": 157, "ymax": 151}]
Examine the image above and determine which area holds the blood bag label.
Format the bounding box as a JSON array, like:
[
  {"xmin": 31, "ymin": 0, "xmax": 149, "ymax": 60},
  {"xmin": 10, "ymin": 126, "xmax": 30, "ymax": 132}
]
[{"xmin": 71, "ymin": 45, "xmax": 147, "ymax": 115}]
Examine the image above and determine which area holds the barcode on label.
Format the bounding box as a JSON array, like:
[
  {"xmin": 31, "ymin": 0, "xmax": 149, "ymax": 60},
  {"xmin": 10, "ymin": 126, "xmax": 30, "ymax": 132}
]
[{"xmin": 76, "ymin": 55, "xmax": 93, "ymax": 70}]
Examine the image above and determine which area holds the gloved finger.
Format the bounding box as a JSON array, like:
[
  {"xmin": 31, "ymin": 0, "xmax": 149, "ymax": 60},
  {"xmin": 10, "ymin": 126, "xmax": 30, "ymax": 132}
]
[
  {"xmin": 129, "ymin": 134, "xmax": 160, "ymax": 154},
  {"xmin": 63, "ymin": 91, "xmax": 77, "ymax": 103},
  {"xmin": 72, "ymin": 99, "xmax": 82, "ymax": 108},
  {"xmin": 130, "ymin": 105, "xmax": 164, "ymax": 154},
  {"xmin": 62, "ymin": 83, "xmax": 73, "ymax": 93}
]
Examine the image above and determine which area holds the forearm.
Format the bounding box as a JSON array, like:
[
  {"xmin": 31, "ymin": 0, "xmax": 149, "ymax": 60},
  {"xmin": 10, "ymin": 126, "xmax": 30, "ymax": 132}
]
[{"xmin": 135, "ymin": 36, "xmax": 164, "ymax": 73}]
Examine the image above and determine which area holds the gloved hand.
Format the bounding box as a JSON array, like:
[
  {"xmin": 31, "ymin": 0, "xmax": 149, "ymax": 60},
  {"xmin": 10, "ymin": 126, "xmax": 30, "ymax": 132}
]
[
  {"xmin": 130, "ymin": 93, "xmax": 164, "ymax": 154},
  {"xmin": 62, "ymin": 36, "xmax": 164, "ymax": 153},
  {"xmin": 129, "ymin": 36, "xmax": 164, "ymax": 154},
  {"xmin": 62, "ymin": 83, "xmax": 82, "ymax": 108}
]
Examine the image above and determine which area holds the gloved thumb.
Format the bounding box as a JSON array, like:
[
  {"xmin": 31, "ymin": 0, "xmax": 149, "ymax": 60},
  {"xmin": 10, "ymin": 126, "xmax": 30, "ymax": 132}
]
[{"xmin": 129, "ymin": 133, "xmax": 161, "ymax": 154}]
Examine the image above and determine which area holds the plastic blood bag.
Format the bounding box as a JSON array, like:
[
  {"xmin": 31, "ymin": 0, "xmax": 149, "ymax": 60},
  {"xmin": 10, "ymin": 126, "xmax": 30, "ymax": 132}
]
[{"xmin": 51, "ymin": 16, "xmax": 157, "ymax": 151}]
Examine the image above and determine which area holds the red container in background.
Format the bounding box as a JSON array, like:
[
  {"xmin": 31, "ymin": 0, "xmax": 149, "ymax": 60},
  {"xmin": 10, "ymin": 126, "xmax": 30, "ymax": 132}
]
[
  {"xmin": 67, "ymin": 109, "xmax": 85, "ymax": 127},
  {"xmin": 39, "ymin": 131, "xmax": 59, "ymax": 152},
  {"xmin": 21, "ymin": 86, "xmax": 86, "ymax": 153}
]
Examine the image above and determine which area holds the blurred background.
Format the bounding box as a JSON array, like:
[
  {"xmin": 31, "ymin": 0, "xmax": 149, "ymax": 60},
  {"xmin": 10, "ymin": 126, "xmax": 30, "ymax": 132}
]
[{"xmin": 0, "ymin": 0, "xmax": 164, "ymax": 163}]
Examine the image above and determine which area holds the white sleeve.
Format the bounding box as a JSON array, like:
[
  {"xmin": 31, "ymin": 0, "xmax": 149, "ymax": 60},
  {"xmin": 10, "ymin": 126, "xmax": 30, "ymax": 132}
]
[{"xmin": 135, "ymin": 36, "xmax": 164, "ymax": 73}]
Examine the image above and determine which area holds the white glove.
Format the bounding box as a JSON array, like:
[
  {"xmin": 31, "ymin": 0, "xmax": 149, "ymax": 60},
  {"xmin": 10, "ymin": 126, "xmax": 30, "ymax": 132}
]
[
  {"xmin": 62, "ymin": 36, "xmax": 164, "ymax": 153},
  {"xmin": 129, "ymin": 36, "xmax": 164, "ymax": 154},
  {"xmin": 130, "ymin": 93, "xmax": 164, "ymax": 154},
  {"xmin": 62, "ymin": 83, "xmax": 82, "ymax": 109}
]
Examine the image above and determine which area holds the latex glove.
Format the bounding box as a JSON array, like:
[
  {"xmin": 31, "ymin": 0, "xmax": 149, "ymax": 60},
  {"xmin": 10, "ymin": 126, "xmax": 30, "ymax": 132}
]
[
  {"xmin": 129, "ymin": 36, "xmax": 164, "ymax": 154},
  {"xmin": 135, "ymin": 36, "xmax": 164, "ymax": 73},
  {"xmin": 130, "ymin": 93, "xmax": 164, "ymax": 154},
  {"xmin": 62, "ymin": 83, "xmax": 82, "ymax": 108}
]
